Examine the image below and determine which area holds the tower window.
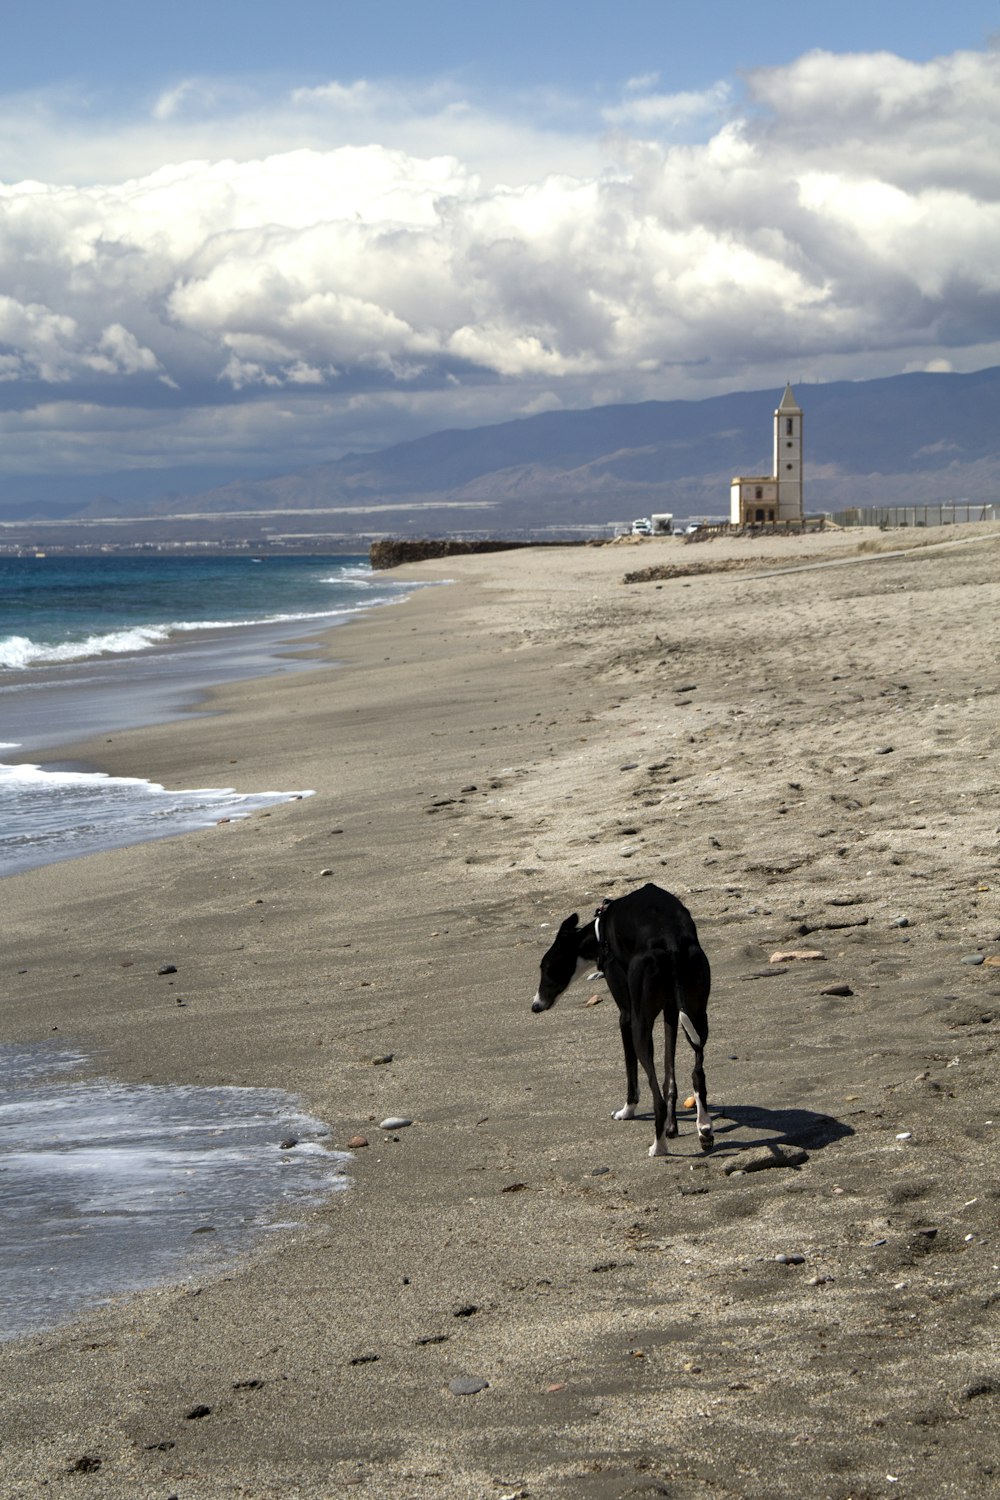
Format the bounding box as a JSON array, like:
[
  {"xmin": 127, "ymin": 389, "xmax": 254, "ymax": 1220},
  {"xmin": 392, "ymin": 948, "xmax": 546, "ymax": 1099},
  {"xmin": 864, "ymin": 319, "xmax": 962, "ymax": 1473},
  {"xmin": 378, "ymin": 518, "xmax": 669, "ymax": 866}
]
[
  {"xmin": 786, "ymin": 417, "xmax": 793, "ymax": 435},
  {"xmin": 755, "ymin": 486, "xmax": 763, "ymax": 499},
  {"xmin": 786, "ymin": 463, "xmax": 793, "ymax": 470}
]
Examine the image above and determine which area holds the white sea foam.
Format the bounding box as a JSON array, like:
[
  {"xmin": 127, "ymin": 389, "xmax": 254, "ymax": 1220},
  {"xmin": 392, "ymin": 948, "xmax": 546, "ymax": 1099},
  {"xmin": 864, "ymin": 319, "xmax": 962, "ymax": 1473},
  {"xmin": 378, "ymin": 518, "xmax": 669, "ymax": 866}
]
[
  {"xmin": 0, "ymin": 608, "xmax": 372, "ymax": 671},
  {"xmin": 0, "ymin": 759, "xmax": 314, "ymax": 877},
  {"xmin": 0, "ymin": 1046, "xmax": 350, "ymax": 1341}
]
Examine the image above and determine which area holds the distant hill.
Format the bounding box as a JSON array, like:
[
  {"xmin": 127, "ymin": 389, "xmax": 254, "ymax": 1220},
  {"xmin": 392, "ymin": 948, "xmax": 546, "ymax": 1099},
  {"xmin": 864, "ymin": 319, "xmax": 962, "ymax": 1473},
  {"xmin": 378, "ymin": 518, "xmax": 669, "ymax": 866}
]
[{"xmin": 86, "ymin": 364, "xmax": 1000, "ymax": 533}]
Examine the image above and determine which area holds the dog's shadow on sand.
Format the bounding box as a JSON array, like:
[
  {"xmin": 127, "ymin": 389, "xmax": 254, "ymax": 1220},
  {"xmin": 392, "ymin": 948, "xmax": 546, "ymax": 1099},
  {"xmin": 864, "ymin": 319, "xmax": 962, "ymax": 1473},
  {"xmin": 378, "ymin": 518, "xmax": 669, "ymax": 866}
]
[{"xmin": 705, "ymin": 1102, "xmax": 854, "ymax": 1155}]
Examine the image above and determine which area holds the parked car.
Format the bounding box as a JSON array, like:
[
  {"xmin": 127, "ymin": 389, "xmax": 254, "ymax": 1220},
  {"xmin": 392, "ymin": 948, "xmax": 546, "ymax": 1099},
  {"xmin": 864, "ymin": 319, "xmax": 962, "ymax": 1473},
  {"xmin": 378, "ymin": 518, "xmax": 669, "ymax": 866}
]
[{"xmin": 631, "ymin": 517, "xmax": 652, "ymax": 536}]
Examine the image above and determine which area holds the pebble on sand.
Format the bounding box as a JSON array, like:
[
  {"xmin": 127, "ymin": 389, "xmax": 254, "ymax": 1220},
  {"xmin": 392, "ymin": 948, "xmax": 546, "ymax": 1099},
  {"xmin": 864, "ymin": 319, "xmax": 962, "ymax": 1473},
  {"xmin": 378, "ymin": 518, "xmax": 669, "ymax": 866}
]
[
  {"xmin": 770, "ymin": 950, "xmax": 826, "ymax": 963},
  {"xmin": 449, "ymin": 1376, "xmax": 489, "ymax": 1396},
  {"xmin": 379, "ymin": 1116, "xmax": 412, "ymax": 1130},
  {"xmin": 346, "ymin": 1135, "xmax": 369, "ymax": 1149}
]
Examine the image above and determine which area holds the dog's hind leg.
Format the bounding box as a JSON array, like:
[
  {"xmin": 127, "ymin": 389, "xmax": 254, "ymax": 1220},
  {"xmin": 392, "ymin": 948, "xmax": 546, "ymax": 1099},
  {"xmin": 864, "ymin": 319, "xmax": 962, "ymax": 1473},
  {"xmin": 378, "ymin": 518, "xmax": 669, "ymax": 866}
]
[
  {"xmin": 661, "ymin": 1006, "xmax": 679, "ymax": 1140},
  {"xmin": 630, "ymin": 962, "xmax": 670, "ymax": 1156},
  {"xmin": 632, "ymin": 1014, "xmax": 668, "ymax": 1156},
  {"xmin": 679, "ymin": 1006, "xmax": 713, "ymax": 1152},
  {"xmin": 604, "ymin": 957, "xmax": 639, "ymax": 1120}
]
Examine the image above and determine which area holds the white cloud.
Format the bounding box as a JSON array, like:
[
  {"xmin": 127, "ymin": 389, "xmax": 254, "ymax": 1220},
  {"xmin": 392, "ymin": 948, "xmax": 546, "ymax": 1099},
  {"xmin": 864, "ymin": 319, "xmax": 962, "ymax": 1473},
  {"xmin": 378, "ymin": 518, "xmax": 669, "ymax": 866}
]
[
  {"xmin": 0, "ymin": 46, "xmax": 999, "ymax": 485},
  {"xmin": 602, "ymin": 81, "xmax": 731, "ymax": 128}
]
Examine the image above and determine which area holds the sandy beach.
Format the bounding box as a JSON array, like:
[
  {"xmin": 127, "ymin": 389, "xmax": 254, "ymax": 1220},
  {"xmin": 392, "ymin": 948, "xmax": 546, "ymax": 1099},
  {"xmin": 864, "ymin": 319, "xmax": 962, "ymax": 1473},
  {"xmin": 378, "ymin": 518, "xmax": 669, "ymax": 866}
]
[{"xmin": 3, "ymin": 524, "xmax": 999, "ymax": 1500}]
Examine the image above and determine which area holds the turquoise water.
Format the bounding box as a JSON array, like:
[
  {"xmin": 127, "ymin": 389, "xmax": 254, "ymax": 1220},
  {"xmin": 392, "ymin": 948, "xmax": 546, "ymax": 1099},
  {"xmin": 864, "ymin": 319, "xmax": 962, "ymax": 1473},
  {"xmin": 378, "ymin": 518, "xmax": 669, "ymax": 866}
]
[
  {"xmin": 0, "ymin": 552, "xmax": 385, "ymax": 670},
  {"xmin": 0, "ymin": 552, "xmax": 427, "ymax": 874}
]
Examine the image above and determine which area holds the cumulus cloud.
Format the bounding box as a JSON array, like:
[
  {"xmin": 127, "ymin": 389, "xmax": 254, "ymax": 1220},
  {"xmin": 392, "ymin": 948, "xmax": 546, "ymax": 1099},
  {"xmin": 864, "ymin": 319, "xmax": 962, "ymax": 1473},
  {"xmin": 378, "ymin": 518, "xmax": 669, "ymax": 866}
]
[{"xmin": 1, "ymin": 45, "xmax": 999, "ymax": 483}]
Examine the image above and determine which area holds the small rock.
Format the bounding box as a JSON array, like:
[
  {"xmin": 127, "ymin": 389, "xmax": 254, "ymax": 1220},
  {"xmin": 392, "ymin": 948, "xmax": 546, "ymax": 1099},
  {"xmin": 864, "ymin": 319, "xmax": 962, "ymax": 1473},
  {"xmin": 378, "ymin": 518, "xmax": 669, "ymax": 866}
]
[
  {"xmin": 821, "ymin": 983, "xmax": 854, "ymax": 997},
  {"xmin": 378, "ymin": 1117, "xmax": 412, "ymax": 1130},
  {"xmin": 350, "ymin": 1353, "xmax": 380, "ymax": 1366},
  {"xmin": 769, "ymin": 950, "xmax": 826, "ymax": 963},
  {"xmin": 319, "ymin": 868, "xmax": 333, "ymax": 877},
  {"xmin": 371, "ymin": 1053, "xmax": 394, "ymax": 1065},
  {"xmin": 962, "ymin": 1378, "xmax": 999, "ymax": 1401},
  {"xmin": 584, "ymin": 993, "xmax": 604, "ymax": 1007},
  {"xmin": 278, "ymin": 1136, "xmax": 298, "ymax": 1150},
  {"xmin": 449, "ymin": 1376, "xmax": 489, "ymax": 1396},
  {"xmin": 874, "ymin": 745, "xmax": 894, "ymax": 755},
  {"xmin": 962, "ymin": 954, "xmax": 986, "ymax": 966},
  {"xmin": 185, "ymin": 1405, "xmax": 212, "ymax": 1420},
  {"xmin": 158, "ymin": 964, "xmax": 178, "ymax": 975},
  {"xmin": 69, "ymin": 1456, "xmax": 102, "ymax": 1473},
  {"xmin": 345, "ymin": 1135, "xmax": 369, "ymax": 1149},
  {"xmin": 896, "ymin": 1131, "xmax": 913, "ymax": 1141},
  {"xmin": 892, "ymin": 916, "xmax": 910, "ymax": 928},
  {"xmin": 501, "ymin": 1181, "xmax": 528, "ymax": 1193},
  {"xmin": 453, "ymin": 1303, "xmax": 479, "ymax": 1318},
  {"xmin": 619, "ymin": 763, "xmax": 639, "ymax": 771},
  {"xmin": 775, "ymin": 1253, "xmax": 806, "ymax": 1265}
]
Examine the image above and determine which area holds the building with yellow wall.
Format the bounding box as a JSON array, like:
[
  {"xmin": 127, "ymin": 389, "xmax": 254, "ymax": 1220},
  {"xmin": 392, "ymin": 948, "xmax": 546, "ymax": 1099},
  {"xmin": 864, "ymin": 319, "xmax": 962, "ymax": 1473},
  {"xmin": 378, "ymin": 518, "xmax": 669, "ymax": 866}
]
[{"xmin": 730, "ymin": 385, "xmax": 803, "ymax": 525}]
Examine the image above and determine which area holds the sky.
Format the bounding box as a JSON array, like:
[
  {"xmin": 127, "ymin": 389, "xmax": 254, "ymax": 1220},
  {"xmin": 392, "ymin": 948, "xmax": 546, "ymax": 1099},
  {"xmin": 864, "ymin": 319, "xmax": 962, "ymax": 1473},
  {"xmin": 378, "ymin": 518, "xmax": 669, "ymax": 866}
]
[{"xmin": 1, "ymin": 0, "xmax": 999, "ymax": 509}]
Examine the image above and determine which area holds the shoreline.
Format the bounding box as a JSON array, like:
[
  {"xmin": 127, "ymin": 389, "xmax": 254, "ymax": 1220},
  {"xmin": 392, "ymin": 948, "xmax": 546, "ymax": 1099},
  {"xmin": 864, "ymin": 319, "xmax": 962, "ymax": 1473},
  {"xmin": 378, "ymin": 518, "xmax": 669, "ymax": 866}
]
[{"xmin": 2, "ymin": 525, "xmax": 999, "ymax": 1498}]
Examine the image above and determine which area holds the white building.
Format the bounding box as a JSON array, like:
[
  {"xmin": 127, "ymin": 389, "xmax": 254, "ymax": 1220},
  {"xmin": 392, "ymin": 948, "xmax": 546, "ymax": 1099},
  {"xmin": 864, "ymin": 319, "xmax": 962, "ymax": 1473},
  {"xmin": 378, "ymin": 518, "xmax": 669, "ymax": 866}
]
[{"xmin": 730, "ymin": 384, "xmax": 803, "ymax": 526}]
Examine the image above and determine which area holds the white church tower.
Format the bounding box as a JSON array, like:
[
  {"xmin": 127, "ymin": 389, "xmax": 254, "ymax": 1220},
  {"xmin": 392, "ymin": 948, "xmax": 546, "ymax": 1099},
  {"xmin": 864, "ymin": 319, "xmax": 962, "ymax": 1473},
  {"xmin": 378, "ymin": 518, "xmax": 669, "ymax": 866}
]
[
  {"xmin": 730, "ymin": 384, "xmax": 804, "ymax": 526},
  {"xmin": 774, "ymin": 383, "xmax": 803, "ymax": 522}
]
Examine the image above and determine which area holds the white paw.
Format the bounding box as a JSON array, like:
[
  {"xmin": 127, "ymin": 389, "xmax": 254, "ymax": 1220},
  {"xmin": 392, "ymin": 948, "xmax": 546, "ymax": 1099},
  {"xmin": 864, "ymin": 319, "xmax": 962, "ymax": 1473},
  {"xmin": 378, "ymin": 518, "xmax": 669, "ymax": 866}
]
[
  {"xmin": 648, "ymin": 1137, "xmax": 669, "ymax": 1157},
  {"xmin": 612, "ymin": 1104, "xmax": 636, "ymax": 1121}
]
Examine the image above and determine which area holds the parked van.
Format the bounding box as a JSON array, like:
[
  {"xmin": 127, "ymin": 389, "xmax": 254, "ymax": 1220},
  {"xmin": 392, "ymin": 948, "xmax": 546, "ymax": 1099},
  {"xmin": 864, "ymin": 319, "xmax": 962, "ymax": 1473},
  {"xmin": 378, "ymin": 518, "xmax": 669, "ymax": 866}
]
[{"xmin": 631, "ymin": 517, "xmax": 652, "ymax": 536}]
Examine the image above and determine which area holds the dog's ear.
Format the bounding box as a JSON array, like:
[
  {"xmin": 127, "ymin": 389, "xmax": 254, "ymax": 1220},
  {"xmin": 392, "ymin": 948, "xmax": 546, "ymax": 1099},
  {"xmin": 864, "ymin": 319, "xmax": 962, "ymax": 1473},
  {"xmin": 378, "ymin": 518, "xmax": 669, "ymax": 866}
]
[{"xmin": 558, "ymin": 913, "xmax": 579, "ymax": 935}]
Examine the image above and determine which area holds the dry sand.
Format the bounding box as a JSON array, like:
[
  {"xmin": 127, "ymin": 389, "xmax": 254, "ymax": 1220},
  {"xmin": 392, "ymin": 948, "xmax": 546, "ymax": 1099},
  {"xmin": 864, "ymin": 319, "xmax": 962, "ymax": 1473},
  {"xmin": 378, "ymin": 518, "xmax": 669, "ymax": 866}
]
[{"xmin": 2, "ymin": 525, "xmax": 1000, "ymax": 1499}]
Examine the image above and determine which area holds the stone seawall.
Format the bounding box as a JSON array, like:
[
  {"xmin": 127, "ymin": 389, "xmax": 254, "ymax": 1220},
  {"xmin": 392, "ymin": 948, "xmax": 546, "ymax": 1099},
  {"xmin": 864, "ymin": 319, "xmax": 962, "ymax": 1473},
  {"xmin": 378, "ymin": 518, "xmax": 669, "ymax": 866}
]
[{"xmin": 369, "ymin": 538, "xmax": 596, "ymax": 569}]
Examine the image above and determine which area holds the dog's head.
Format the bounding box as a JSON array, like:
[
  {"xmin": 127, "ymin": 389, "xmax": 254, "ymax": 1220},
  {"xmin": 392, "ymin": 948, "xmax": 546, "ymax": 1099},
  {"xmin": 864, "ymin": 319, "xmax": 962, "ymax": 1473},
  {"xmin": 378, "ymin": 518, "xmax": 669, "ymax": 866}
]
[{"xmin": 531, "ymin": 913, "xmax": 585, "ymax": 1013}]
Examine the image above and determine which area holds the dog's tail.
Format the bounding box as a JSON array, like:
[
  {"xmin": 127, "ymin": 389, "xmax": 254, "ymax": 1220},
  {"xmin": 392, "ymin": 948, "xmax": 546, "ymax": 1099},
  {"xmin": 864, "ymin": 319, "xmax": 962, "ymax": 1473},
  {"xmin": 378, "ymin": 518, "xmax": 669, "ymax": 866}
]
[{"xmin": 678, "ymin": 942, "xmax": 710, "ymax": 1050}]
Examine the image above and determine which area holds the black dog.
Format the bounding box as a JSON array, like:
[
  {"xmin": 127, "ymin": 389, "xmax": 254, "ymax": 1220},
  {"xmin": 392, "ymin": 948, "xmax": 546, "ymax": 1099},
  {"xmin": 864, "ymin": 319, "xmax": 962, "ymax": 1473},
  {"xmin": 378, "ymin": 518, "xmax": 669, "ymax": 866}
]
[{"xmin": 531, "ymin": 882, "xmax": 713, "ymax": 1157}]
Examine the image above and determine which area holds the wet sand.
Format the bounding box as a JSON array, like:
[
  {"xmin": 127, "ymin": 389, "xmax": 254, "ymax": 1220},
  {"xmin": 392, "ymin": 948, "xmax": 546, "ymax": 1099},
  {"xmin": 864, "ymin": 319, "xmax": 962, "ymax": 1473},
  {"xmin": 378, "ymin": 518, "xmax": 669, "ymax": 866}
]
[{"xmin": 3, "ymin": 525, "xmax": 1000, "ymax": 1499}]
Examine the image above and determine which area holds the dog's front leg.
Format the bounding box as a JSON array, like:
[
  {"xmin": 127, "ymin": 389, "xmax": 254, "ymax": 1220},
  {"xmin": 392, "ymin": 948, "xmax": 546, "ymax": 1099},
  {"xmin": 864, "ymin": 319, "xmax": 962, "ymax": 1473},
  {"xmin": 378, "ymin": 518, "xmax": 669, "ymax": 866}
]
[
  {"xmin": 613, "ymin": 1008, "xmax": 639, "ymax": 1120},
  {"xmin": 605, "ymin": 959, "xmax": 638, "ymax": 1120}
]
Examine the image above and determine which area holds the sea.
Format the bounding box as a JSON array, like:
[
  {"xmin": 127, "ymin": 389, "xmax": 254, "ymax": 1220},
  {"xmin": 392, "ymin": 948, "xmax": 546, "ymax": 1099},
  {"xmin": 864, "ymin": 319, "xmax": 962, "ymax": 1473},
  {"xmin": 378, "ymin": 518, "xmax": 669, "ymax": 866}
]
[{"xmin": 0, "ymin": 551, "xmax": 427, "ymax": 1341}]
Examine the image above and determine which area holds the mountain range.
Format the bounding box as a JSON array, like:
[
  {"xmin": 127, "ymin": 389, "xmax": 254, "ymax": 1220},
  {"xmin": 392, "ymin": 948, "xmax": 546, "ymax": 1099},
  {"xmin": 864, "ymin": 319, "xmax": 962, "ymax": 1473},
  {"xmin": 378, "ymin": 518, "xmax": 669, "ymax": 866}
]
[{"xmin": 85, "ymin": 364, "xmax": 1000, "ymax": 534}]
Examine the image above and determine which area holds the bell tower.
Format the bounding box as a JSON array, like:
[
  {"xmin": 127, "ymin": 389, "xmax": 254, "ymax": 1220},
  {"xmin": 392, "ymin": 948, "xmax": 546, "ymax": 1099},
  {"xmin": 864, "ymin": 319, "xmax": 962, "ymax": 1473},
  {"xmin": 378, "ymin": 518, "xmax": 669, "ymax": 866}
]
[{"xmin": 774, "ymin": 383, "xmax": 803, "ymax": 522}]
